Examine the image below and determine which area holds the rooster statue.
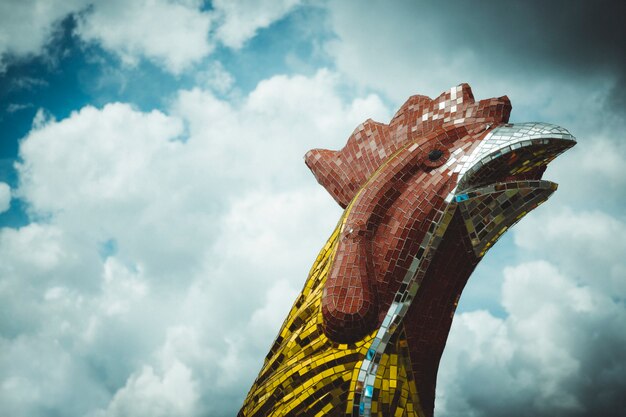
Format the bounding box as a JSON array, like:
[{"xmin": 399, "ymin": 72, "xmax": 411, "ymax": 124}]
[{"xmin": 239, "ymin": 84, "xmax": 575, "ymax": 417}]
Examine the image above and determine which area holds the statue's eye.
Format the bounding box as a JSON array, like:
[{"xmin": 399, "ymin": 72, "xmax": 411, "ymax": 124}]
[{"xmin": 428, "ymin": 149, "xmax": 443, "ymax": 161}]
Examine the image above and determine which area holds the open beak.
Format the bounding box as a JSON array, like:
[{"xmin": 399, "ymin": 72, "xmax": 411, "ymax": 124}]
[{"xmin": 450, "ymin": 122, "xmax": 576, "ymax": 257}]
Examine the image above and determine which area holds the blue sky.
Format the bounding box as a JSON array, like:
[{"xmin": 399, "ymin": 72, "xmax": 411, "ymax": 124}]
[{"xmin": 1, "ymin": 1, "xmax": 625, "ymax": 416}]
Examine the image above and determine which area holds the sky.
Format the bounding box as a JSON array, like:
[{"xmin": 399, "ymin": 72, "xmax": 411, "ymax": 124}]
[{"xmin": 0, "ymin": 1, "xmax": 624, "ymax": 416}]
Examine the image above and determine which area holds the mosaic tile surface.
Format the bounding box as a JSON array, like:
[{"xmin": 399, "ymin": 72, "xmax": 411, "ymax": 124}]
[{"xmin": 239, "ymin": 84, "xmax": 576, "ymax": 417}]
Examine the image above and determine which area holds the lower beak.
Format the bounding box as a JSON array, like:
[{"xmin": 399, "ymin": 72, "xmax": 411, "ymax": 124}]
[{"xmin": 451, "ymin": 122, "xmax": 576, "ymax": 257}]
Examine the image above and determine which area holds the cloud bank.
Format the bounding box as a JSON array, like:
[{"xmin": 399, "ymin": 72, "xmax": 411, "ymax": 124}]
[
  {"xmin": 0, "ymin": 0, "xmax": 303, "ymax": 74},
  {"xmin": 0, "ymin": 182, "xmax": 10, "ymax": 213},
  {"xmin": 439, "ymin": 215, "xmax": 626, "ymax": 416},
  {"xmin": 1, "ymin": 70, "xmax": 388, "ymax": 417}
]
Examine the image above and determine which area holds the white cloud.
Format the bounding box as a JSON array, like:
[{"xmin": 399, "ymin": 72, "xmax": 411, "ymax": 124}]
[
  {"xmin": 18, "ymin": 103, "xmax": 184, "ymax": 215},
  {"xmin": 0, "ymin": 0, "xmax": 88, "ymax": 67},
  {"xmin": 194, "ymin": 61, "xmax": 235, "ymax": 94},
  {"xmin": 2, "ymin": 70, "xmax": 390, "ymax": 417},
  {"xmin": 547, "ymin": 131, "xmax": 626, "ymax": 211},
  {"xmin": 325, "ymin": 0, "xmax": 478, "ymax": 102},
  {"xmin": 578, "ymin": 138, "xmax": 626, "ymax": 185},
  {"xmin": 0, "ymin": 223, "xmax": 66, "ymax": 277},
  {"xmin": 31, "ymin": 108, "xmax": 55, "ymax": 129},
  {"xmin": 76, "ymin": 0, "xmax": 214, "ymax": 74},
  {"xmin": 438, "ymin": 260, "xmax": 626, "ymax": 417},
  {"xmin": 0, "ymin": 182, "xmax": 10, "ymax": 213},
  {"xmin": 437, "ymin": 208, "xmax": 626, "ymax": 416},
  {"xmin": 324, "ymin": 0, "xmax": 624, "ymax": 134},
  {"xmin": 90, "ymin": 361, "xmax": 199, "ymax": 417},
  {"xmin": 515, "ymin": 208, "xmax": 626, "ymax": 298},
  {"xmin": 0, "ymin": 333, "xmax": 109, "ymax": 417},
  {"xmin": 1, "ymin": 0, "xmax": 305, "ymax": 75},
  {"xmin": 213, "ymin": 0, "xmax": 302, "ymax": 49},
  {"xmin": 169, "ymin": 69, "xmax": 389, "ymax": 189},
  {"xmin": 100, "ymin": 257, "xmax": 148, "ymax": 317},
  {"xmin": 6, "ymin": 103, "xmax": 33, "ymax": 113}
]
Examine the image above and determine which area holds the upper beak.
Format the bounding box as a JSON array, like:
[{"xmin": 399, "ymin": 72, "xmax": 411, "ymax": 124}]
[{"xmin": 449, "ymin": 122, "xmax": 576, "ymax": 257}]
